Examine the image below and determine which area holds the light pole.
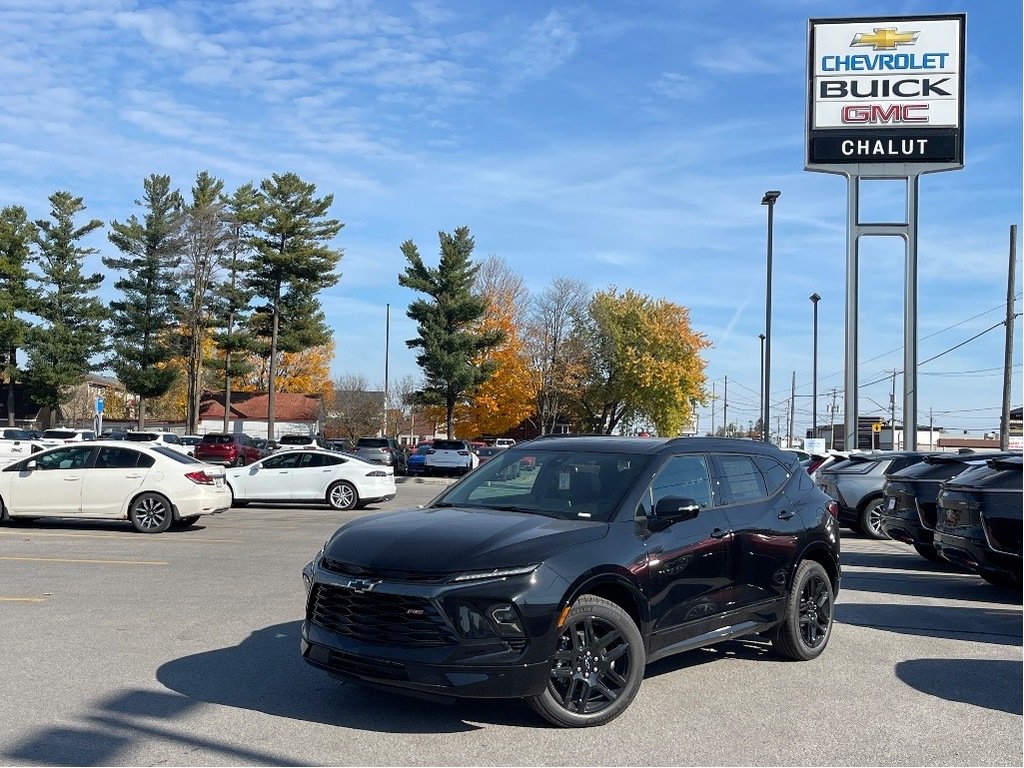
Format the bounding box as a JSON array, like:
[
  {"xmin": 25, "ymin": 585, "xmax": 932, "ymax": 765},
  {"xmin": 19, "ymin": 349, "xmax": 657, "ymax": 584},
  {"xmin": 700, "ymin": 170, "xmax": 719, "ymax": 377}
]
[
  {"xmin": 810, "ymin": 292, "xmax": 821, "ymax": 444},
  {"xmin": 758, "ymin": 333, "xmax": 765, "ymax": 439},
  {"xmin": 761, "ymin": 190, "xmax": 780, "ymax": 442}
]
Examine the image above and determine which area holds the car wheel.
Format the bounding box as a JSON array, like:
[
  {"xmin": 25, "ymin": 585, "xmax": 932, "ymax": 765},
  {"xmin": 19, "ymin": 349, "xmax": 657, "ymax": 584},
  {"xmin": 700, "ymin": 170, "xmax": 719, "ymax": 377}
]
[
  {"xmin": 770, "ymin": 560, "xmax": 834, "ymax": 661},
  {"xmin": 327, "ymin": 480, "xmax": 358, "ymax": 510},
  {"xmin": 129, "ymin": 493, "xmax": 173, "ymax": 534},
  {"xmin": 912, "ymin": 542, "xmax": 943, "ymax": 562},
  {"xmin": 858, "ymin": 496, "xmax": 889, "ymax": 539},
  {"xmin": 528, "ymin": 595, "xmax": 645, "ymax": 728},
  {"xmin": 233, "ymin": 456, "xmax": 246, "ymax": 467}
]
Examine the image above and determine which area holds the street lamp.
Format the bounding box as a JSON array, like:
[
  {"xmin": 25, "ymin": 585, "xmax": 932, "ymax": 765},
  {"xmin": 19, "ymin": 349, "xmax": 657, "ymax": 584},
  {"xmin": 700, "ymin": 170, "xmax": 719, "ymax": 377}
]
[
  {"xmin": 758, "ymin": 333, "xmax": 766, "ymax": 439},
  {"xmin": 810, "ymin": 292, "xmax": 821, "ymax": 444},
  {"xmin": 761, "ymin": 190, "xmax": 780, "ymax": 442}
]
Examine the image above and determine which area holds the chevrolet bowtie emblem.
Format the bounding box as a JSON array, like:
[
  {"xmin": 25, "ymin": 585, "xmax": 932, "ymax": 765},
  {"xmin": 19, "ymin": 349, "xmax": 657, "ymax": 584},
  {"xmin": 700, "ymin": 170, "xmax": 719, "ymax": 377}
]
[
  {"xmin": 851, "ymin": 27, "xmax": 920, "ymax": 51},
  {"xmin": 346, "ymin": 578, "xmax": 379, "ymax": 593}
]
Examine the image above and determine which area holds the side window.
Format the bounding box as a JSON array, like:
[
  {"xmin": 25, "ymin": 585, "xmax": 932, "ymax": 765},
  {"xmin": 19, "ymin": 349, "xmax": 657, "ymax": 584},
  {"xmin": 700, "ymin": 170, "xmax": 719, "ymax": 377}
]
[
  {"xmin": 263, "ymin": 453, "xmax": 302, "ymax": 469},
  {"xmin": 36, "ymin": 447, "xmax": 82, "ymax": 470},
  {"xmin": 300, "ymin": 452, "xmax": 343, "ymax": 468},
  {"xmin": 713, "ymin": 454, "xmax": 768, "ymax": 505},
  {"xmin": 643, "ymin": 455, "xmax": 713, "ymax": 515},
  {"xmin": 753, "ymin": 455, "xmax": 790, "ymax": 495},
  {"xmin": 165, "ymin": 434, "xmax": 181, "ymax": 445},
  {"xmin": 96, "ymin": 447, "xmax": 141, "ymax": 469}
]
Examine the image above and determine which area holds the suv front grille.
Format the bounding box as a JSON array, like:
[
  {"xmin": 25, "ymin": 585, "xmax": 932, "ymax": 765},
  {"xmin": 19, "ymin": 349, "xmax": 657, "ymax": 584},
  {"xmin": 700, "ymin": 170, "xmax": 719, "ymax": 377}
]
[
  {"xmin": 309, "ymin": 583, "xmax": 457, "ymax": 647},
  {"xmin": 321, "ymin": 558, "xmax": 450, "ymax": 583}
]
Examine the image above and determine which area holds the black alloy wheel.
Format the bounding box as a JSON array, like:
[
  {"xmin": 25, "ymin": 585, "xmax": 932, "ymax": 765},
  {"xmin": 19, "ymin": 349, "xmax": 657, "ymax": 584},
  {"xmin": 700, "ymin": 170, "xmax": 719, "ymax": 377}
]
[
  {"xmin": 771, "ymin": 560, "xmax": 834, "ymax": 661},
  {"xmin": 529, "ymin": 595, "xmax": 645, "ymax": 727},
  {"xmin": 129, "ymin": 493, "xmax": 173, "ymax": 533}
]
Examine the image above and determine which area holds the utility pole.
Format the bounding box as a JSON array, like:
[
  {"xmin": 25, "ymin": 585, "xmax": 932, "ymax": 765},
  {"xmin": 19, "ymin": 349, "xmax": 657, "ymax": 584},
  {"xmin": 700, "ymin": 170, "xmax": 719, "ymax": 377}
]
[
  {"xmin": 788, "ymin": 370, "xmax": 796, "ymax": 447},
  {"xmin": 1001, "ymin": 225, "xmax": 1017, "ymax": 450},
  {"xmin": 723, "ymin": 376, "xmax": 729, "ymax": 437},
  {"xmin": 711, "ymin": 382, "xmax": 716, "ymax": 436},
  {"xmin": 890, "ymin": 370, "xmax": 898, "ymax": 449},
  {"xmin": 828, "ymin": 388, "xmax": 839, "ymax": 451}
]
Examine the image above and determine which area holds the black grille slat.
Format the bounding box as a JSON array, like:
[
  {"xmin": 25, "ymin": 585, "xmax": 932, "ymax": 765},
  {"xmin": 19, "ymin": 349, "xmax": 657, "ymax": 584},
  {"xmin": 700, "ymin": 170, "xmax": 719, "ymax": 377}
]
[
  {"xmin": 310, "ymin": 583, "xmax": 456, "ymax": 647},
  {"xmin": 321, "ymin": 558, "xmax": 449, "ymax": 583}
]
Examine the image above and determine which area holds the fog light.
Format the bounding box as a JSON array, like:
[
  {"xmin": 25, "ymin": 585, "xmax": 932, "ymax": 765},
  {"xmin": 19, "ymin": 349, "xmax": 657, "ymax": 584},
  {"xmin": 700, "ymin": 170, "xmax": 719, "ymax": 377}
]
[{"xmin": 488, "ymin": 603, "xmax": 525, "ymax": 637}]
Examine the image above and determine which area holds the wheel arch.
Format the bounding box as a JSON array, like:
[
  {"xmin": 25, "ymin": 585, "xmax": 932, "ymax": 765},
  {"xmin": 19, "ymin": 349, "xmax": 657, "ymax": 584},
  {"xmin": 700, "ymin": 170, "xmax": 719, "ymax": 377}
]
[
  {"xmin": 560, "ymin": 569, "xmax": 647, "ymax": 635},
  {"xmin": 796, "ymin": 542, "xmax": 841, "ymax": 597},
  {"xmin": 126, "ymin": 490, "xmax": 178, "ymax": 521},
  {"xmin": 856, "ymin": 490, "xmax": 884, "ymax": 513}
]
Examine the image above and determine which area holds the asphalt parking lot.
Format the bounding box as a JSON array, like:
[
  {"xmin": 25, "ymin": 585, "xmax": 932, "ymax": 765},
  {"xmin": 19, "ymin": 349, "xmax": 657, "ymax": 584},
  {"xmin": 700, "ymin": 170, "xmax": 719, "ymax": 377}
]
[{"xmin": 0, "ymin": 477, "xmax": 1020, "ymax": 767}]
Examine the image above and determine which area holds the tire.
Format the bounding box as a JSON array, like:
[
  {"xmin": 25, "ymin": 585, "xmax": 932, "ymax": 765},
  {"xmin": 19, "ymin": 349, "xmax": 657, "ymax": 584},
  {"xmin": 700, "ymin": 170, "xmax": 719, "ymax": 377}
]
[
  {"xmin": 913, "ymin": 542, "xmax": 943, "ymax": 562},
  {"xmin": 175, "ymin": 515, "xmax": 201, "ymax": 528},
  {"xmin": 857, "ymin": 496, "xmax": 889, "ymax": 540},
  {"xmin": 129, "ymin": 493, "xmax": 173, "ymax": 534},
  {"xmin": 528, "ymin": 595, "xmax": 645, "ymax": 728},
  {"xmin": 233, "ymin": 456, "xmax": 246, "ymax": 467},
  {"xmin": 327, "ymin": 480, "xmax": 358, "ymax": 511},
  {"xmin": 0, "ymin": 496, "xmax": 8, "ymax": 523},
  {"xmin": 770, "ymin": 560, "xmax": 834, "ymax": 661}
]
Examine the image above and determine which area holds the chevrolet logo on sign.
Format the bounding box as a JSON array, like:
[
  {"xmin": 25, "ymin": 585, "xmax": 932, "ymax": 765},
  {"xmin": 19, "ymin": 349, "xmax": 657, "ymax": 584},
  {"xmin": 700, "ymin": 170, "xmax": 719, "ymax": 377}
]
[{"xmin": 851, "ymin": 27, "xmax": 920, "ymax": 50}]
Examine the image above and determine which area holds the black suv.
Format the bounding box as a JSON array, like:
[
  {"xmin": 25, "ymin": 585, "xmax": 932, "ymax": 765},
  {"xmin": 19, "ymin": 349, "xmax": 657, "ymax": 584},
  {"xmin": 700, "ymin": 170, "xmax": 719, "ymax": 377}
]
[
  {"xmin": 933, "ymin": 453, "xmax": 1022, "ymax": 588},
  {"xmin": 880, "ymin": 451, "xmax": 1015, "ymax": 562},
  {"xmin": 301, "ymin": 436, "xmax": 841, "ymax": 727}
]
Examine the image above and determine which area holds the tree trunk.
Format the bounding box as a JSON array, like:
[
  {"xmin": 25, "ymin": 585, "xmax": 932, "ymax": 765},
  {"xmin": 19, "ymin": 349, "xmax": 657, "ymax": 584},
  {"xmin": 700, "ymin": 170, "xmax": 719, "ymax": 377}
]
[
  {"xmin": 267, "ymin": 279, "xmax": 281, "ymax": 441},
  {"xmin": 222, "ymin": 348, "xmax": 232, "ymax": 433},
  {"xmin": 6, "ymin": 347, "xmax": 15, "ymax": 426},
  {"xmin": 138, "ymin": 396, "xmax": 146, "ymax": 431}
]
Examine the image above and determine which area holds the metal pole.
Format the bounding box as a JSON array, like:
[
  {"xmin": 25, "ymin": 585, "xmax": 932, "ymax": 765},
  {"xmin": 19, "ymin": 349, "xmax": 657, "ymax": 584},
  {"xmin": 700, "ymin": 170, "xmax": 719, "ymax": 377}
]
[
  {"xmin": 383, "ymin": 303, "xmax": 390, "ymax": 437},
  {"xmin": 903, "ymin": 175, "xmax": 920, "ymax": 449},
  {"xmin": 788, "ymin": 370, "xmax": 796, "ymax": 447},
  {"xmin": 1001, "ymin": 225, "xmax": 1017, "ymax": 450},
  {"xmin": 844, "ymin": 177, "xmax": 859, "ymax": 452},
  {"xmin": 723, "ymin": 376, "xmax": 728, "ymax": 437},
  {"xmin": 810, "ymin": 293, "xmax": 820, "ymax": 442},
  {"xmin": 759, "ymin": 333, "xmax": 765, "ymax": 440},
  {"xmin": 762, "ymin": 190, "xmax": 780, "ymax": 443},
  {"xmin": 711, "ymin": 381, "xmax": 716, "ymax": 436}
]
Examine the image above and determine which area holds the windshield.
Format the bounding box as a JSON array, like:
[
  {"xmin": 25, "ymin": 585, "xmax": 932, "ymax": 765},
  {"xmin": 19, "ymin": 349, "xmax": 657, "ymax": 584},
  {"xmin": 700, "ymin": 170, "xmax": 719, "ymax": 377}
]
[{"xmin": 435, "ymin": 448, "xmax": 651, "ymax": 522}]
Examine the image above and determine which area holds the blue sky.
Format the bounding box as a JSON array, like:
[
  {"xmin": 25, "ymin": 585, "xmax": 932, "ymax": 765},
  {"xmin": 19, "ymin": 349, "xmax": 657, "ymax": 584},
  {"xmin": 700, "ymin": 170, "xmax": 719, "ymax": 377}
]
[{"xmin": 1, "ymin": 0, "xmax": 1020, "ymax": 438}]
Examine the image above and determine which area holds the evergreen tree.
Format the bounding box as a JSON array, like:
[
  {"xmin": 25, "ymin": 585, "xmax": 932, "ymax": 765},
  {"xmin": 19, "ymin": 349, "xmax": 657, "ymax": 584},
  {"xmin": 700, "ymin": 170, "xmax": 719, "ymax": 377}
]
[
  {"xmin": 23, "ymin": 192, "xmax": 108, "ymax": 427},
  {"xmin": 104, "ymin": 174, "xmax": 184, "ymax": 428},
  {"xmin": 0, "ymin": 206, "xmax": 36, "ymax": 425},
  {"xmin": 398, "ymin": 227, "xmax": 504, "ymax": 438},
  {"xmin": 248, "ymin": 172, "xmax": 343, "ymax": 440},
  {"xmin": 209, "ymin": 182, "xmax": 259, "ymax": 432}
]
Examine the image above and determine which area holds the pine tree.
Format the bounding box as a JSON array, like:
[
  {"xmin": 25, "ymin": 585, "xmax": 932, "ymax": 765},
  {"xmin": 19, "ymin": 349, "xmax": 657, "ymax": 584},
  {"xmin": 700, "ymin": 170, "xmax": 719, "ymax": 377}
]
[
  {"xmin": 104, "ymin": 174, "xmax": 184, "ymax": 428},
  {"xmin": 0, "ymin": 206, "xmax": 36, "ymax": 425},
  {"xmin": 23, "ymin": 192, "xmax": 108, "ymax": 427},
  {"xmin": 398, "ymin": 227, "xmax": 504, "ymax": 438},
  {"xmin": 248, "ymin": 172, "xmax": 343, "ymax": 440}
]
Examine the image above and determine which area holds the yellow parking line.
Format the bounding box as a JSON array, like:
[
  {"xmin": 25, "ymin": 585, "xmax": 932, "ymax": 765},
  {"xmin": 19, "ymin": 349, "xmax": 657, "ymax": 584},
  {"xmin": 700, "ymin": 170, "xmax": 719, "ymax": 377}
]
[
  {"xmin": 0, "ymin": 556, "xmax": 167, "ymax": 566},
  {"xmin": 0, "ymin": 531, "xmax": 236, "ymax": 544},
  {"xmin": 0, "ymin": 597, "xmax": 45, "ymax": 602}
]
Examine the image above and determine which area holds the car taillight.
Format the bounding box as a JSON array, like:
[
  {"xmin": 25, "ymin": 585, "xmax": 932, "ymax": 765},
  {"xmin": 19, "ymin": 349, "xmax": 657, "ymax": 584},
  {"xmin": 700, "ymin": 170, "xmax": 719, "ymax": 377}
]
[
  {"xmin": 827, "ymin": 500, "xmax": 839, "ymax": 520},
  {"xmin": 458, "ymin": 450, "xmax": 468, "ymax": 456},
  {"xmin": 366, "ymin": 470, "xmax": 387, "ymax": 477},
  {"xmin": 185, "ymin": 471, "xmax": 216, "ymax": 485}
]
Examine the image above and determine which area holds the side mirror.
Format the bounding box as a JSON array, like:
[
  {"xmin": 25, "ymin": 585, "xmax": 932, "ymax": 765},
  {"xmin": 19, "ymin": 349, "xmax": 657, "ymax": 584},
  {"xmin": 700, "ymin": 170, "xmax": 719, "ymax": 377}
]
[{"xmin": 654, "ymin": 496, "xmax": 700, "ymax": 523}]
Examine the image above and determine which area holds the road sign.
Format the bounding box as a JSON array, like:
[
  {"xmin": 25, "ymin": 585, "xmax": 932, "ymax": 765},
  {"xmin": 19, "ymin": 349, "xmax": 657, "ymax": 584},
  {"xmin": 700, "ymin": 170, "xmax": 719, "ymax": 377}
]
[
  {"xmin": 872, "ymin": 422, "xmax": 882, "ymax": 433},
  {"xmin": 96, "ymin": 397, "xmax": 104, "ymax": 414}
]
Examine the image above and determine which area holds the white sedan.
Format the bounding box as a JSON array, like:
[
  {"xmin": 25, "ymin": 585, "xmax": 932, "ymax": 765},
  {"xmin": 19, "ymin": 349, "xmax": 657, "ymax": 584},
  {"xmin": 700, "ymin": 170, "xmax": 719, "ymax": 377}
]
[
  {"xmin": 225, "ymin": 449, "xmax": 397, "ymax": 510},
  {"xmin": 0, "ymin": 442, "xmax": 231, "ymax": 533}
]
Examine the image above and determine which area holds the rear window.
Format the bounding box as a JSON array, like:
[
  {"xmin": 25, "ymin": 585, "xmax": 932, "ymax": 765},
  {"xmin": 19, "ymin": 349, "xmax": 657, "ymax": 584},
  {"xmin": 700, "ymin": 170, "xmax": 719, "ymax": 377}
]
[
  {"xmin": 357, "ymin": 438, "xmax": 388, "ymax": 448},
  {"xmin": 280, "ymin": 435, "xmax": 313, "ymax": 445},
  {"xmin": 152, "ymin": 446, "xmax": 202, "ymax": 464},
  {"xmin": 125, "ymin": 433, "xmax": 159, "ymax": 442},
  {"xmin": 433, "ymin": 440, "xmax": 465, "ymax": 451},
  {"xmin": 42, "ymin": 430, "xmax": 76, "ymax": 439},
  {"xmin": 201, "ymin": 434, "xmax": 235, "ymax": 444}
]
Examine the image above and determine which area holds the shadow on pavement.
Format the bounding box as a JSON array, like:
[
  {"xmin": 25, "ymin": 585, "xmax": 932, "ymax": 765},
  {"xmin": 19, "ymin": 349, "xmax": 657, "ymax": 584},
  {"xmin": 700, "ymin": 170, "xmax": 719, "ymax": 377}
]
[
  {"xmin": 895, "ymin": 658, "xmax": 1023, "ymax": 715},
  {"xmin": 836, "ymin": 602, "xmax": 1022, "ymax": 645},
  {"xmin": 156, "ymin": 620, "xmax": 537, "ymax": 733},
  {"xmin": 841, "ymin": 570, "xmax": 1023, "ymax": 604}
]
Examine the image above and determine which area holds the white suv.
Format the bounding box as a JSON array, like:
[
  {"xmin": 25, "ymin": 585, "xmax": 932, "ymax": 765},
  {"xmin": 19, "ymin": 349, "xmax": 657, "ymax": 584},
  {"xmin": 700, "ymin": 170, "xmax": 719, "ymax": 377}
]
[
  {"xmin": 39, "ymin": 428, "xmax": 96, "ymax": 447},
  {"xmin": 123, "ymin": 431, "xmax": 191, "ymax": 455},
  {"xmin": 424, "ymin": 439, "xmax": 479, "ymax": 476}
]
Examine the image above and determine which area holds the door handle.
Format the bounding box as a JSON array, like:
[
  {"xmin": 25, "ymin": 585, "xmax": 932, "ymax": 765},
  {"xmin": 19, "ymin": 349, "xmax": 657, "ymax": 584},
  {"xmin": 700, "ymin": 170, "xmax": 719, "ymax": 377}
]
[
  {"xmin": 710, "ymin": 527, "xmax": 731, "ymax": 539},
  {"xmin": 64, "ymin": 476, "xmax": 80, "ymax": 481},
  {"xmin": 778, "ymin": 510, "xmax": 795, "ymax": 520}
]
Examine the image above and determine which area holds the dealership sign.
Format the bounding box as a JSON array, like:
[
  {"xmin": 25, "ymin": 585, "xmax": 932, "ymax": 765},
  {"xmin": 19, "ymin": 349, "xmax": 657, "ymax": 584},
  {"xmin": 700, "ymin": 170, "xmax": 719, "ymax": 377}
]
[{"xmin": 807, "ymin": 14, "xmax": 965, "ymax": 168}]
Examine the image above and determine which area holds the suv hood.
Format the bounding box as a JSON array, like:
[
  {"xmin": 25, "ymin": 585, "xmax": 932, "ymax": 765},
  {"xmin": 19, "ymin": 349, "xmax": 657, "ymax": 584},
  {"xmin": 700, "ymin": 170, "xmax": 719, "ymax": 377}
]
[{"xmin": 323, "ymin": 506, "xmax": 608, "ymax": 572}]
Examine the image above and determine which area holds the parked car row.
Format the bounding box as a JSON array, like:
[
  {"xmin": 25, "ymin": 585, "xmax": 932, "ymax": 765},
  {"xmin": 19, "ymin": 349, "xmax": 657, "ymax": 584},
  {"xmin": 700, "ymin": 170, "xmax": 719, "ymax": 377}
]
[{"xmin": 815, "ymin": 447, "xmax": 1022, "ymax": 589}]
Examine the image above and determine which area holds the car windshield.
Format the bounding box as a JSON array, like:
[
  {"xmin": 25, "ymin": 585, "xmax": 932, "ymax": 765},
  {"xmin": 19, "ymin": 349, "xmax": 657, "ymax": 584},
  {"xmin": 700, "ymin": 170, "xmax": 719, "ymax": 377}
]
[
  {"xmin": 124, "ymin": 433, "xmax": 159, "ymax": 442},
  {"xmin": 435, "ymin": 449, "xmax": 651, "ymax": 522},
  {"xmin": 201, "ymin": 434, "xmax": 235, "ymax": 444}
]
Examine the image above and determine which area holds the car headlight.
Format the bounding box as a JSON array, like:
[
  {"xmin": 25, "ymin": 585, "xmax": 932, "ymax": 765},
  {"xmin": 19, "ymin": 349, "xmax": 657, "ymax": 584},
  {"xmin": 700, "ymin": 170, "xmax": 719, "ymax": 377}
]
[{"xmin": 450, "ymin": 564, "xmax": 538, "ymax": 582}]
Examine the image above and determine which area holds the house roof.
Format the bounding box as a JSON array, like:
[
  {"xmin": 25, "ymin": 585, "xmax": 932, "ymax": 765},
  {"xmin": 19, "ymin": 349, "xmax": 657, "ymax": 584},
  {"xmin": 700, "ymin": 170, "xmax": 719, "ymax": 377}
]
[{"xmin": 199, "ymin": 391, "xmax": 323, "ymax": 422}]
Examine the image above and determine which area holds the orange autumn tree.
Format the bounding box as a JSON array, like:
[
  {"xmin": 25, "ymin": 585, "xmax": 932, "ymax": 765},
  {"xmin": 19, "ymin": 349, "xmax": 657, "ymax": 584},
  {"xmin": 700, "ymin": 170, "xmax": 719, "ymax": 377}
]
[
  {"xmin": 238, "ymin": 341, "xmax": 334, "ymax": 399},
  {"xmin": 455, "ymin": 257, "xmax": 534, "ymax": 438}
]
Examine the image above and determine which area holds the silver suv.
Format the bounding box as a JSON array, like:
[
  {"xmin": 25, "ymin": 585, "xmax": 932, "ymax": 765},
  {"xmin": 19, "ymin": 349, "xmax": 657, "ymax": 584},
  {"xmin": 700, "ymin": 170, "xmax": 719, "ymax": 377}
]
[{"xmin": 817, "ymin": 451, "xmax": 932, "ymax": 538}]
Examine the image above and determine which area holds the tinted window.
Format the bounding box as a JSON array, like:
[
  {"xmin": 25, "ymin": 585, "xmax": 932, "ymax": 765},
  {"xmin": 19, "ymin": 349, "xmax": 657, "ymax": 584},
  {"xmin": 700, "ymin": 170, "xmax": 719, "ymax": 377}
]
[
  {"xmin": 754, "ymin": 455, "xmax": 790, "ymax": 495},
  {"xmin": 714, "ymin": 454, "xmax": 768, "ymax": 505},
  {"xmin": 42, "ymin": 430, "xmax": 77, "ymax": 439},
  {"xmin": 357, "ymin": 438, "xmax": 388, "ymax": 448},
  {"xmin": 433, "ymin": 440, "xmax": 465, "ymax": 451},
  {"xmin": 301, "ymin": 452, "xmax": 344, "ymax": 468},
  {"xmin": 163, "ymin": 434, "xmax": 181, "ymax": 444},
  {"xmin": 0, "ymin": 429, "xmax": 31, "ymax": 440},
  {"xmin": 263, "ymin": 452, "xmax": 303, "ymax": 469},
  {"xmin": 125, "ymin": 433, "xmax": 159, "ymax": 442},
  {"xmin": 280, "ymin": 435, "xmax": 312, "ymax": 445},
  {"xmin": 96, "ymin": 447, "xmax": 155, "ymax": 469},
  {"xmin": 36, "ymin": 446, "xmax": 94, "ymax": 470},
  {"xmin": 201, "ymin": 434, "xmax": 235, "ymax": 444},
  {"xmin": 648, "ymin": 455, "xmax": 713, "ymax": 510}
]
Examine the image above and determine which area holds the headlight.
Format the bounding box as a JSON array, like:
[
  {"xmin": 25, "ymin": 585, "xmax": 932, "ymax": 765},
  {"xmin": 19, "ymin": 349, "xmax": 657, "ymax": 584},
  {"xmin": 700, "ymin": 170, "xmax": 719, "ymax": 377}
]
[{"xmin": 450, "ymin": 564, "xmax": 538, "ymax": 582}]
